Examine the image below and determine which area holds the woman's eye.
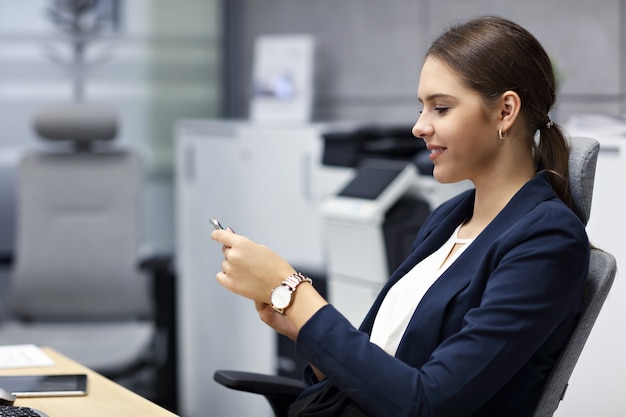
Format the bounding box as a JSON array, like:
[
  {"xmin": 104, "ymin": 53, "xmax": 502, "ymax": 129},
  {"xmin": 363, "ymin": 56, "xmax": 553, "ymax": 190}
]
[{"xmin": 434, "ymin": 107, "xmax": 449, "ymax": 114}]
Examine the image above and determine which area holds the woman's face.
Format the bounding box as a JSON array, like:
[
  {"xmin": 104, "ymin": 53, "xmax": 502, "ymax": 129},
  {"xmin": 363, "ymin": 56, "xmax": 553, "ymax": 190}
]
[{"xmin": 412, "ymin": 57, "xmax": 501, "ymax": 184}]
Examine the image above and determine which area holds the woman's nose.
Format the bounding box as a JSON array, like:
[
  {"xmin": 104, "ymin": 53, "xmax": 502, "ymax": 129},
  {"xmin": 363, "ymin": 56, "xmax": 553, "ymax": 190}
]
[{"xmin": 412, "ymin": 114, "xmax": 432, "ymax": 139}]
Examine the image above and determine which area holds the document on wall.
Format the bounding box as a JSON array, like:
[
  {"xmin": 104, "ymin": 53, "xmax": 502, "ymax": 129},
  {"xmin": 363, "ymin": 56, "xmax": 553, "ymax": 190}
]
[
  {"xmin": 0, "ymin": 344, "xmax": 55, "ymax": 369},
  {"xmin": 250, "ymin": 34, "xmax": 315, "ymax": 123}
]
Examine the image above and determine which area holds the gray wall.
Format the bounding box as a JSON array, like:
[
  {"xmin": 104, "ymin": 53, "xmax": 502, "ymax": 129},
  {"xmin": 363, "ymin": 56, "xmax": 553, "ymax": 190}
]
[{"xmin": 225, "ymin": 0, "xmax": 626, "ymax": 126}]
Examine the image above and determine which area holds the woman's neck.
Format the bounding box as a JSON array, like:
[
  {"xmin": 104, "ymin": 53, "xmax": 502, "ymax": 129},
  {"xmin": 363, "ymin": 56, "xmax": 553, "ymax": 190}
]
[{"xmin": 460, "ymin": 168, "xmax": 535, "ymax": 239}]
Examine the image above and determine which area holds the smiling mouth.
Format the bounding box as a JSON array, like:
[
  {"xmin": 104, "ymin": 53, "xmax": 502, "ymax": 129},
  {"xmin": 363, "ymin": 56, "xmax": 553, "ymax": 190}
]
[
  {"xmin": 428, "ymin": 146, "xmax": 447, "ymax": 161},
  {"xmin": 426, "ymin": 143, "xmax": 446, "ymax": 152}
]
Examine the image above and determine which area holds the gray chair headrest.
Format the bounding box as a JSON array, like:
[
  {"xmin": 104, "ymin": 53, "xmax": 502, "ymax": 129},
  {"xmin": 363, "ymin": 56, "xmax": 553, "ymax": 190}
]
[
  {"xmin": 33, "ymin": 105, "xmax": 118, "ymax": 142},
  {"xmin": 568, "ymin": 136, "xmax": 600, "ymax": 226}
]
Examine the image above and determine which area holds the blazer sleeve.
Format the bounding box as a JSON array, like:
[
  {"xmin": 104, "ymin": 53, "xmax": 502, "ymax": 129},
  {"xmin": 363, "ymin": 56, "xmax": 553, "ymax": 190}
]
[{"xmin": 295, "ymin": 201, "xmax": 589, "ymax": 417}]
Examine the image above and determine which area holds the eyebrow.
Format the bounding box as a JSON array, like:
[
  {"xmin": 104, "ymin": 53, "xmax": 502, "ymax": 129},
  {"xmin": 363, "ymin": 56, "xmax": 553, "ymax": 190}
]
[{"xmin": 418, "ymin": 93, "xmax": 457, "ymax": 103}]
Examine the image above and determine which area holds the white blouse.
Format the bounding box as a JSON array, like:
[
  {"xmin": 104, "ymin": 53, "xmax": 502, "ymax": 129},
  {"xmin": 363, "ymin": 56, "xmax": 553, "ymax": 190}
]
[{"xmin": 370, "ymin": 224, "xmax": 475, "ymax": 356}]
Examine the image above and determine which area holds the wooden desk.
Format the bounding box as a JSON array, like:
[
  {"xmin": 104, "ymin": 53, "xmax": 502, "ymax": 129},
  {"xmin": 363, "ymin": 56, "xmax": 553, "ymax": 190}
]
[{"xmin": 0, "ymin": 348, "xmax": 178, "ymax": 417}]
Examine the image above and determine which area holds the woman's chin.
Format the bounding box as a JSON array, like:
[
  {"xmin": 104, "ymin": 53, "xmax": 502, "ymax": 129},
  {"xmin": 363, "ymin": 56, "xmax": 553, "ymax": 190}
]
[
  {"xmin": 432, "ymin": 169, "xmax": 464, "ymax": 185},
  {"xmin": 432, "ymin": 169, "xmax": 450, "ymax": 184}
]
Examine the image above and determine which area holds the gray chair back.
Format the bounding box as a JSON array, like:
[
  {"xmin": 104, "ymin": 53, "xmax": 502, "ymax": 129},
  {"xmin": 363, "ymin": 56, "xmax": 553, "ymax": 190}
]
[
  {"xmin": 10, "ymin": 105, "xmax": 152, "ymax": 320},
  {"xmin": 532, "ymin": 137, "xmax": 618, "ymax": 417}
]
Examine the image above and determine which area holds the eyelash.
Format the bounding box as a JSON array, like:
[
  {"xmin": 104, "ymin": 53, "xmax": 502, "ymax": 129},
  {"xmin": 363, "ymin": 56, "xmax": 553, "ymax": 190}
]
[{"xmin": 419, "ymin": 107, "xmax": 449, "ymax": 115}]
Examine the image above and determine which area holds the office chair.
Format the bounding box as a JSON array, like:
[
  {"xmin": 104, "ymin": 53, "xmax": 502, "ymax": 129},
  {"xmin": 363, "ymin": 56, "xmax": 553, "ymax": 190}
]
[
  {"xmin": 531, "ymin": 137, "xmax": 617, "ymax": 417},
  {"xmin": 0, "ymin": 151, "xmax": 18, "ymax": 265},
  {"xmin": 0, "ymin": 105, "xmax": 176, "ymax": 410},
  {"xmin": 0, "ymin": 151, "xmax": 18, "ymax": 320},
  {"xmin": 214, "ymin": 136, "xmax": 617, "ymax": 417}
]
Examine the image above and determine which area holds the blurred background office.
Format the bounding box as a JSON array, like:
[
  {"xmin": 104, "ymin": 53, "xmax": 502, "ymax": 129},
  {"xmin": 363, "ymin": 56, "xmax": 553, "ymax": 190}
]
[
  {"xmin": 0, "ymin": 0, "xmax": 221, "ymax": 414},
  {"xmin": 1, "ymin": 1, "xmax": 625, "ymax": 417},
  {"xmin": 0, "ymin": 0, "xmax": 220, "ymax": 254}
]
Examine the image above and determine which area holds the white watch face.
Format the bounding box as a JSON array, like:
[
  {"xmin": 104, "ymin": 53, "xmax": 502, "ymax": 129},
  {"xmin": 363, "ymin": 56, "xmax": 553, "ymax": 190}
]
[{"xmin": 271, "ymin": 285, "xmax": 292, "ymax": 309}]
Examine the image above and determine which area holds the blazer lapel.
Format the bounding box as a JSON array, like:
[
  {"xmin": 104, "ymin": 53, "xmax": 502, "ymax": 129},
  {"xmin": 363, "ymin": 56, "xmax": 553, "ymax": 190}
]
[
  {"xmin": 361, "ymin": 174, "xmax": 557, "ymax": 364},
  {"xmin": 359, "ymin": 189, "xmax": 475, "ymax": 333},
  {"xmin": 395, "ymin": 173, "xmax": 557, "ymax": 361}
]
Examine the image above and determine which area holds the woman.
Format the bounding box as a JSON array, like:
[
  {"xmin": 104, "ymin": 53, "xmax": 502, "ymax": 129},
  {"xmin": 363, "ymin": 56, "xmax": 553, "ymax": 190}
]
[{"xmin": 212, "ymin": 16, "xmax": 589, "ymax": 417}]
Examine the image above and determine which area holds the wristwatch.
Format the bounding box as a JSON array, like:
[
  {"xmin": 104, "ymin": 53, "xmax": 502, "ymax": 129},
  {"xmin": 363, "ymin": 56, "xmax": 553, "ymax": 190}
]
[{"xmin": 270, "ymin": 272, "xmax": 313, "ymax": 314}]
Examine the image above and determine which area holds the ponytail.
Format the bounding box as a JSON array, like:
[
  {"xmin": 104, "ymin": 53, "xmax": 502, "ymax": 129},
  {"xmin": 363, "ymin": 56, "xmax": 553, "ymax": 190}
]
[{"xmin": 533, "ymin": 122, "xmax": 572, "ymax": 210}]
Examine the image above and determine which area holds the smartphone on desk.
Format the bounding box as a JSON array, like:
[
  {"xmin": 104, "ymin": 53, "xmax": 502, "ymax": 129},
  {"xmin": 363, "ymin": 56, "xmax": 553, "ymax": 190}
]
[{"xmin": 0, "ymin": 374, "xmax": 88, "ymax": 397}]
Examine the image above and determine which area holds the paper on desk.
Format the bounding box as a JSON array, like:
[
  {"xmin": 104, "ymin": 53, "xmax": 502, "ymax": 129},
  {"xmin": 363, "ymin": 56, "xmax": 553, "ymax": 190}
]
[{"xmin": 0, "ymin": 344, "xmax": 55, "ymax": 369}]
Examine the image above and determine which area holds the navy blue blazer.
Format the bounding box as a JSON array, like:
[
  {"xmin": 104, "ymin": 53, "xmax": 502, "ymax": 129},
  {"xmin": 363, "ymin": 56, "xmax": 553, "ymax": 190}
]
[{"xmin": 296, "ymin": 173, "xmax": 590, "ymax": 417}]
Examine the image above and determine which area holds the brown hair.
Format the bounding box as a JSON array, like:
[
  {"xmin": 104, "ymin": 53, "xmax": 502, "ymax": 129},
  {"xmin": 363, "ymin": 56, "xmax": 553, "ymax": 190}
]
[{"xmin": 425, "ymin": 16, "xmax": 572, "ymax": 208}]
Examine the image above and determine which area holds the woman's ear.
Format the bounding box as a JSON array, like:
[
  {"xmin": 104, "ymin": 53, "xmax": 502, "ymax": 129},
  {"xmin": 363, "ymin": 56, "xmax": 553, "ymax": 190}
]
[{"xmin": 499, "ymin": 90, "xmax": 521, "ymax": 132}]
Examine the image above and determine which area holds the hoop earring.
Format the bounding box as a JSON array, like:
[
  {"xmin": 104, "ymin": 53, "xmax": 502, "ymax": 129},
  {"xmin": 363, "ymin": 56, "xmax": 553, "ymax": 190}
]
[{"xmin": 498, "ymin": 125, "xmax": 507, "ymax": 140}]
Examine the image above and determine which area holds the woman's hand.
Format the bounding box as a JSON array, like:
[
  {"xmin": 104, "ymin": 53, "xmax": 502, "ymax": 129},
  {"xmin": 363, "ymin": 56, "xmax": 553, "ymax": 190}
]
[
  {"xmin": 255, "ymin": 301, "xmax": 299, "ymax": 340},
  {"xmin": 211, "ymin": 228, "xmax": 329, "ymax": 340},
  {"xmin": 211, "ymin": 229, "xmax": 296, "ymax": 305}
]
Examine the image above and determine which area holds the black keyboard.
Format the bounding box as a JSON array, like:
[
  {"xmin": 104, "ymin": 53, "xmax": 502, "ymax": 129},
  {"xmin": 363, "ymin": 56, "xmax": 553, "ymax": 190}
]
[{"xmin": 0, "ymin": 406, "xmax": 49, "ymax": 417}]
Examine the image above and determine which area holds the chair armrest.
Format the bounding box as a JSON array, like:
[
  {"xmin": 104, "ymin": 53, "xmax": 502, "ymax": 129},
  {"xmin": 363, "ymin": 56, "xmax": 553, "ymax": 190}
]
[
  {"xmin": 139, "ymin": 253, "xmax": 174, "ymax": 278},
  {"xmin": 214, "ymin": 370, "xmax": 305, "ymax": 417},
  {"xmin": 214, "ymin": 370, "xmax": 305, "ymax": 396},
  {"xmin": 139, "ymin": 253, "xmax": 176, "ymax": 329}
]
